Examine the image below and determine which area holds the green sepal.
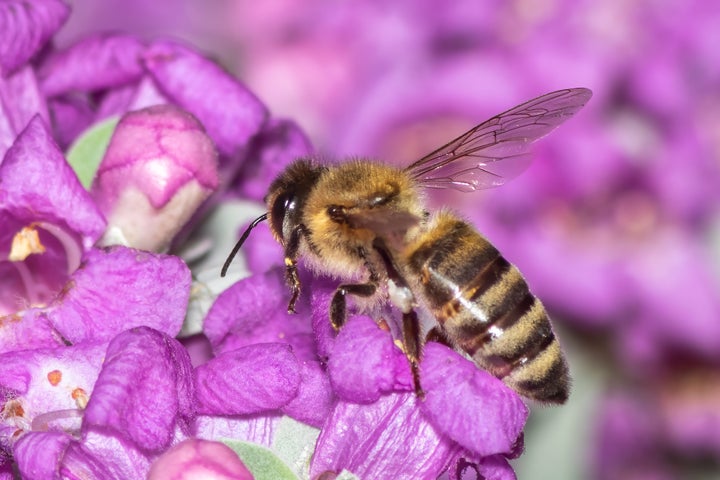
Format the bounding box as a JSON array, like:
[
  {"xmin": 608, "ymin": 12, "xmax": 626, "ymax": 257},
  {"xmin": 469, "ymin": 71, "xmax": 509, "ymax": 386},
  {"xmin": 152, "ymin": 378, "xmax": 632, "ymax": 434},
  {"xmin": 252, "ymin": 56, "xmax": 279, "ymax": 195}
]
[{"xmin": 66, "ymin": 116, "xmax": 120, "ymax": 189}]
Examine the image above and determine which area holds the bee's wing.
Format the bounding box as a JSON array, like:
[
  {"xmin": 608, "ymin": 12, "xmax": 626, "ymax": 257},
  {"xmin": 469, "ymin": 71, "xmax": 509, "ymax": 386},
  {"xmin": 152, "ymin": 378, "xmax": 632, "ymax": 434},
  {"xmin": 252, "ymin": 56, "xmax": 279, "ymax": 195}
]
[
  {"xmin": 404, "ymin": 88, "xmax": 592, "ymax": 192},
  {"xmin": 338, "ymin": 206, "xmax": 422, "ymax": 263},
  {"xmin": 344, "ymin": 207, "xmax": 422, "ymax": 236}
]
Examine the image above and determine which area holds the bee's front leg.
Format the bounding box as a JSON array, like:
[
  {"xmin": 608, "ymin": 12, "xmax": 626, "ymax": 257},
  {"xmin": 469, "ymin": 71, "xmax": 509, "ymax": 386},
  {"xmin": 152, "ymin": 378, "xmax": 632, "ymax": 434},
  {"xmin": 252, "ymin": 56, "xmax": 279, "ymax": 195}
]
[
  {"xmin": 284, "ymin": 259, "xmax": 301, "ymax": 314},
  {"xmin": 283, "ymin": 224, "xmax": 307, "ymax": 313}
]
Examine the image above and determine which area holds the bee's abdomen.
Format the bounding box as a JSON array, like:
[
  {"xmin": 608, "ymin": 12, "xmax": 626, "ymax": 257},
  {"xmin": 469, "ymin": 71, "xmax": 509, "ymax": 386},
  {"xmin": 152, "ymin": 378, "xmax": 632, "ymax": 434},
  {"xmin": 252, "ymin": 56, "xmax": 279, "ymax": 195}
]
[{"xmin": 406, "ymin": 214, "xmax": 569, "ymax": 403}]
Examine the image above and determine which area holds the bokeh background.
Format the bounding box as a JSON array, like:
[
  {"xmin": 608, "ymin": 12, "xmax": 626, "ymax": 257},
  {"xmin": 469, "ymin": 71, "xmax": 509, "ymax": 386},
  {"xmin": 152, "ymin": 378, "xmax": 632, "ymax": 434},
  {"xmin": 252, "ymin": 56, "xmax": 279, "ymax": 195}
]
[{"xmin": 57, "ymin": 1, "xmax": 720, "ymax": 478}]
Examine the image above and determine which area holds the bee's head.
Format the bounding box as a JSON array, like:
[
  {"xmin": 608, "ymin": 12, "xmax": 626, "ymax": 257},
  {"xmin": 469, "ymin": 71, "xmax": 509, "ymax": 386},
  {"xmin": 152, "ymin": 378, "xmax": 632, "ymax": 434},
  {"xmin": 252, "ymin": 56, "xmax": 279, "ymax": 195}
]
[
  {"xmin": 221, "ymin": 159, "xmax": 325, "ymax": 278},
  {"xmin": 265, "ymin": 159, "xmax": 325, "ymax": 245}
]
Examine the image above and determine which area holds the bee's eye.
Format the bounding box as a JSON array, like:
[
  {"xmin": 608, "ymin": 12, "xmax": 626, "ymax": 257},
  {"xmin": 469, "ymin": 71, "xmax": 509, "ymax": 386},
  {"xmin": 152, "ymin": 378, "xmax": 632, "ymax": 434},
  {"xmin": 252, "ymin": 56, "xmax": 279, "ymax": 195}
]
[{"xmin": 270, "ymin": 193, "xmax": 295, "ymax": 241}]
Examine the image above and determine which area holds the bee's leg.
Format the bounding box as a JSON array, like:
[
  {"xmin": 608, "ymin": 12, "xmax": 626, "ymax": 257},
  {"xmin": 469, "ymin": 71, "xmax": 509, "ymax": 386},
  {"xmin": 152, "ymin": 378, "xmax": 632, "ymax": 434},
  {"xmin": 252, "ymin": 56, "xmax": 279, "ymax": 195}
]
[
  {"xmin": 285, "ymin": 260, "xmax": 301, "ymax": 314},
  {"xmin": 402, "ymin": 309, "xmax": 424, "ymax": 398},
  {"xmin": 329, "ymin": 282, "xmax": 377, "ymax": 330},
  {"xmin": 372, "ymin": 237, "xmax": 424, "ymax": 398},
  {"xmin": 283, "ymin": 225, "xmax": 307, "ymax": 313},
  {"xmin": 329, "ymin": 246, "xmax": 381, "ymax": 329}
]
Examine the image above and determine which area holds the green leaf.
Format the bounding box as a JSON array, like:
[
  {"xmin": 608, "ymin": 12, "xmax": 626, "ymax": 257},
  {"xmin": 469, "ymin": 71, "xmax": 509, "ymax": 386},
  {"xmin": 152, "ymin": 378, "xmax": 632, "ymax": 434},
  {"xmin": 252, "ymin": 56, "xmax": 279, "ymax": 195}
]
[
  {"xmin": 271, "ymin": 416, "xmax": 320, "ymax": 478},
  {"xmin": 66, "ymin": 116, "xmax": 120, "ymax": 189},
  {"xmin": 222, "ymin": 439, "xmax": 299, "ymax": 480}
]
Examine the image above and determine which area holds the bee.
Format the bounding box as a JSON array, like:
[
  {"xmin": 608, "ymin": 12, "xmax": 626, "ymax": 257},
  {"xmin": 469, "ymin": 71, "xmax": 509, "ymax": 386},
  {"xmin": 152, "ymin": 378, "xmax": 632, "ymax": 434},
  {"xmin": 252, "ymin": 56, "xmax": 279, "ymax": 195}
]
[{"xmin": 222, "ymin": 88, "xmax": 592, "ymax": 403}]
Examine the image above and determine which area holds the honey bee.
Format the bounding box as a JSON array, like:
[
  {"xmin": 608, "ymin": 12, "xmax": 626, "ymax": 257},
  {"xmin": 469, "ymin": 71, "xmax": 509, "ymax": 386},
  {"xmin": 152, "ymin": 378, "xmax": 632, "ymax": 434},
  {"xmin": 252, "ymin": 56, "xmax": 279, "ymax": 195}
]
[{"xmin": 222, "ymin": 88, "xmax": 592, "ymax": 403}]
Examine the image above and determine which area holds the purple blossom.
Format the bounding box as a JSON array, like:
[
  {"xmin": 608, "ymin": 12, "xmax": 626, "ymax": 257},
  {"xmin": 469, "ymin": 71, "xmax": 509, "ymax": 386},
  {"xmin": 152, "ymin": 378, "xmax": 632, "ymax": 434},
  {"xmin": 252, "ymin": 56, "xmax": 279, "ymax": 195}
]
[
  {"xmin": 203, "ymin": 265, "xmax": 528, "ymax": 477},
  {"xmin": 0, "ymin": 4, "xmax": 303, "ymax": 474},
  {"xmin": 33, "ymin": 32, "xmax": 279, "ymax": 188},
  {"xmin": 195, "ymin": 343, "xmax": 301, "ymax": 416},
  {"xmin": 2, "ymin": 327, "xmax": 195, "ymax": 479},
  {"xmin": 202, "ymin": 268, "xmax": 334, "ymax": 428},
  {"xmin": 0, "ymin": 114, "xmax": 192, "ymax": 352},
  {"xmin": 37, "ymin": 34, "xmax": 145, "ymax": 97},
  {"xmin": 231, "ymin": 118, "xmax": 313, "ymax": 202}
]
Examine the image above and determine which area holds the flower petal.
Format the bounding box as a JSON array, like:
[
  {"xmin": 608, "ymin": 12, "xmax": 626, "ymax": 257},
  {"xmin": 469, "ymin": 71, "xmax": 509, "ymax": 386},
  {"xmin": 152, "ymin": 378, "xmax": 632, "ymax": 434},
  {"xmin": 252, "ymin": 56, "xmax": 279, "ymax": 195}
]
[
  {"xmin": 446, "ymin": 455, "xmax": 518, "ymax": 480},
  {"xmin": 143, "ymin": 40, "xmax": 268, "ymax": 160},
  {"xmin": 0, "ymin": 0, "xmax": 69, "ymax": 76},
  {"xmin": 38, "ymin": 34, "xmax": 145, "ymax": 97},
  {"xmin": 195, "ymin": 343, "xmax": 301, "ymax": 416},
  {"xmin": 0, "ymin": 66, "xmax": 49, "ymax": 153},
  {"xmin": 52, "ymin": 246, "xmax": 191, "ymax": 343},
  {"xmin": 203, "ymin": 268, "xmax": 312, "ymax": 356},
  {"xmin": 61, "ymin": 431, "xmax": 152, "ymax": 480},
  {"xmin": 238, "ymin": 220, "xmax": 284, "ymax": 275},
  {"xmin": 310, "ymin": 276, "xmax": 340, "ymax": 360},
  {"xmin": 94, "ymin": 78, "xmax": 168, "ymax": 122},
  {"xmin": 280, "ymin": 360, "xmax": 334, "ymax": 428},
  {"xmin": 232, "ymin": 118, "xmax": 312, "ymax": 201},
  {"xmin": 0, "ymin": 115, "xmax": 105, "ymax": 249},
  {"xmin": 311, "ymin": 393, "xmax": 463, "ymax": 480},
  {"xmin": 0, "ymin": 459, "xmax": 11, "ymax": 479},
  {"xmin": 194, "ymin": 415, "xmax": 279, "ymax": 448},
  {"xmin": 0, "ymin": 342, "xmax": 106, "ymax": 419},
  {"xmin": 47, "ymin": 95, "xmax": 95, "ymax": 149},
  {"xmin": 419, "ymin": 342, "xmax": 528, "ymax": 458},
  {"xmin": 13, "ymin": 431, "xmax": 72, "ymax": 480},
  {"xmin": 0, "ymin": 308, "xmax": 60, "ymax": 352},
  {"xmin": 328, "ymin": 315, "xmax": 412, "ymax": 403},
  {"xmin": 82, "ymin": 327, "xmax": 195, "ymax": 452}
]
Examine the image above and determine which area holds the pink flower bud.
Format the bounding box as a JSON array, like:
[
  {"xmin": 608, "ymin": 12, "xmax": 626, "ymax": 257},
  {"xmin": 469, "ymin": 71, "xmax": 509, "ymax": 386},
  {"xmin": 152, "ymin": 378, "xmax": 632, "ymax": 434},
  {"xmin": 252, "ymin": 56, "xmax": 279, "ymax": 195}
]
[
  {"xmin": 92, "ymin": 104, "xmax": 219, "ymax": 252},
  {"xmin": 148, "ymin": 439, "xmax": 254, "ymax": 480}
]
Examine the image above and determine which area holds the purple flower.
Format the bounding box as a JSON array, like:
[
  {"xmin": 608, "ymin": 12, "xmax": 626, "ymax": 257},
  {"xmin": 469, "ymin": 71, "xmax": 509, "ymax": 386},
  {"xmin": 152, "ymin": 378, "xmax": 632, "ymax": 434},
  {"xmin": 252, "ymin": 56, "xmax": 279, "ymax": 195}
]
[
  {"xmin": 205, "ymin": 266, "xmax": 527, "ymax": 477},
  {"xmin": 0, "ymin": 115, "xmax": 192, "ymax": 352},
  {"xmin": 34, "ymin": 32, "xmax": 291, "ymax": 194},
  {"xmin": 3, "ymin": 327, "xmax": 195, "ymax": 479},
  {"xmin": 313, "ymin": 314, "xmax": 527, "ymax": 478},
  {"xmin": 214, "ymin": 2, "xmax": 720, "ymax": 434},
  {"xmin": 202, "ymin": 268, "xmax": 334, "ymax": 428}
]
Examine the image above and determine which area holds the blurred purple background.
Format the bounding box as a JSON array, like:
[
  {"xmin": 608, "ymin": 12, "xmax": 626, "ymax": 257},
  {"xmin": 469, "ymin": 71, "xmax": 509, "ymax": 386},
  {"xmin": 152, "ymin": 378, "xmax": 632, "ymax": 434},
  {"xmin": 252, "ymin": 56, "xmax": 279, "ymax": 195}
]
[{"xmin": 59, "ymin": 0, "xmax": 720, "ymax": 478}]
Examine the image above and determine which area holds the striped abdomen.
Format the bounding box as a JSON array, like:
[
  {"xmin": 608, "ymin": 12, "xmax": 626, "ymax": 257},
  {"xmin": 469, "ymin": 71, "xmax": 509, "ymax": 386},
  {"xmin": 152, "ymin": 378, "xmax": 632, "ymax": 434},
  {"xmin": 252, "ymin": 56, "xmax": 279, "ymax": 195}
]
[{"xmin": 405, "ymin": 212, "xmax": 569, "ymax": 403}]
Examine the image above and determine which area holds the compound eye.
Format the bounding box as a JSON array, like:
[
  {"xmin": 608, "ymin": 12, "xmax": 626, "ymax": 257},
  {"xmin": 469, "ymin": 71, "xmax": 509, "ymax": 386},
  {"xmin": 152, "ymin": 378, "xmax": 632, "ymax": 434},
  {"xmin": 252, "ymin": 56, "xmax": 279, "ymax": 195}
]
[{"xmin": 270, "ymin": 193, "xmax": 294, "ymax": 242}]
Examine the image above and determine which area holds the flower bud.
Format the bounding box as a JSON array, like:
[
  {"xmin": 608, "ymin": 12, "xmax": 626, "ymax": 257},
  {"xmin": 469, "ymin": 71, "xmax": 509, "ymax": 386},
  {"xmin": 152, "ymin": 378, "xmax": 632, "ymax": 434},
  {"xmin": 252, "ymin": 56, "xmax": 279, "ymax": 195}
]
[
  {"xmin": 148, "ymin": 439, "xmax": 254, "ymax": 480},
  {"xmin": 91, "ymin": 104, "xmax": 219, "ymax": 252}
]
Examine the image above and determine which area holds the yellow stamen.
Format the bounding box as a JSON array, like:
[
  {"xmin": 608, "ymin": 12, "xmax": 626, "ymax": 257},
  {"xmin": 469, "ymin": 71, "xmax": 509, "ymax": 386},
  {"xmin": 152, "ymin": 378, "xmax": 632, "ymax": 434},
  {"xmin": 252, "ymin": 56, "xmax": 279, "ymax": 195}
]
[{"xmin": 9, "ymin": 226, "xmax": 45, "ymax": 261}]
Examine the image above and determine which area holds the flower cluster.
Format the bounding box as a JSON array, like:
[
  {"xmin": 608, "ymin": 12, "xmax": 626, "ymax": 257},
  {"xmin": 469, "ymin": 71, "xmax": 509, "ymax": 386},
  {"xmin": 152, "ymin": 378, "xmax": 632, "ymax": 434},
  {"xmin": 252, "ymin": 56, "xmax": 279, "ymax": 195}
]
[{"xmin": 1, "ymin": 1, "xmax": 532, "ymax": 479}]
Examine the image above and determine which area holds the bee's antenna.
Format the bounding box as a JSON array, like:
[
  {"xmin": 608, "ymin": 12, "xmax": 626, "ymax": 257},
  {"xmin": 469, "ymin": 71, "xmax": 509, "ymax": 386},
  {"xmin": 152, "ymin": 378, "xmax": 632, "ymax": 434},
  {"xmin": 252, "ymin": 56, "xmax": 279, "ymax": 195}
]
[{"xmin": 220, "ymin": 212, "xmax": 269, "ymax": 277}]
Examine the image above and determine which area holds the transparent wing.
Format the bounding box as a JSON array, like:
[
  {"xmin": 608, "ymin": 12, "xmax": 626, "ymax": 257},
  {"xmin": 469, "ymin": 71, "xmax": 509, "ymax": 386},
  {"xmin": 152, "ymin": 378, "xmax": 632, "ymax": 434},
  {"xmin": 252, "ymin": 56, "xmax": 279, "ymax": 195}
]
[{"xmin": 404, "ymin": 88, "xmax": 592, "ymax": 191}]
